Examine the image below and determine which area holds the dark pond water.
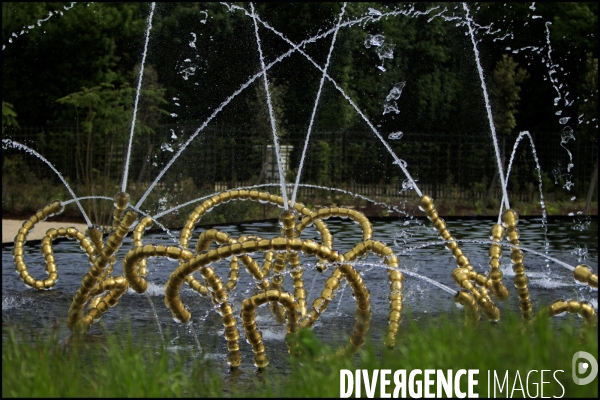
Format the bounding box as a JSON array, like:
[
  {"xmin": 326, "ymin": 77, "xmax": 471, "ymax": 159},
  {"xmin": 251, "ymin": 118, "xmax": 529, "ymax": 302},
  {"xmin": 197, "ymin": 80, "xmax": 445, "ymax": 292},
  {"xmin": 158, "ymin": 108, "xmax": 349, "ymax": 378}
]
[{"xmin": 2, "ymin": 216, "xmax": 597, "ymax": 372}]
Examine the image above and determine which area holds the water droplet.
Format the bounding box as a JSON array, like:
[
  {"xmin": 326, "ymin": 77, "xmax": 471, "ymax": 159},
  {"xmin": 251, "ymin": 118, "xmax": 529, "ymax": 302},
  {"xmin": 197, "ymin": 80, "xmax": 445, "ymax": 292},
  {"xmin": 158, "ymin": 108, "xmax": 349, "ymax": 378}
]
[
  {"xmin": 386, "ymin": 82, "xmax": 406, "ymax": 101},
  {"xmin": 179, "ymin": 66, "xmax": 196, "ymax": 80},
  {"xmin": 563, "ymin": 180, "xmax": 574, "ymax": 191},
  {"xmin": 199, "ymin": 11, "xmax": 208, "ymax": 24},
  {"xmin": 383, "ymin": 101, "xmax": 400, "ymax": 115},
  {"xmin": 393, "ymin": 159, "xmax": 407, "ymax": 168},
  {"xmin": 376, "ymin": 43, "xmax": 395, "ymax": 60},
  {"xmin": 560, "ymin": 126, "xmax": 574, "ymax": 143},
  {"xmin": 364, "ymin": 34, "xmax": 385, "ymax": 48},
  {"xmin": 189, "ymin": 32, "xmax": 197, "ymax": 48},
  {"xmin": 401, "ymin": 179, "xmax": 417, "ymax": 191},
  {"xmin": 572, "ymin": 215, "xmax": 591, "ymax": 231},
  {"xmin": 161, "ymin": 143, "xmax": 174, "ymax": 152}
]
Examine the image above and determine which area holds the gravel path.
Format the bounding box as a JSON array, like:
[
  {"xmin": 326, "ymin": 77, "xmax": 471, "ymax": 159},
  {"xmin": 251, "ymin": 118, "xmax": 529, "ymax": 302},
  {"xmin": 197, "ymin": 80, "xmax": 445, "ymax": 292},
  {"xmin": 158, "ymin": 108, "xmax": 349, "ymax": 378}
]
[{"xmin": 2, "ymin": 219, "xmax": 90, "ymax": 244}]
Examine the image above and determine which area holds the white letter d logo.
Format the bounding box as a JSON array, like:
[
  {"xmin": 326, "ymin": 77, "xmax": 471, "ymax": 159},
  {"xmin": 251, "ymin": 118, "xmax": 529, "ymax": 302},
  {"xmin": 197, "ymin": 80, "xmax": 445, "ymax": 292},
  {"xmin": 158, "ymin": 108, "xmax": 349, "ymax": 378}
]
[{"xmin": 572, "ymin": 351, "xmax": 598, "ymax": 385}]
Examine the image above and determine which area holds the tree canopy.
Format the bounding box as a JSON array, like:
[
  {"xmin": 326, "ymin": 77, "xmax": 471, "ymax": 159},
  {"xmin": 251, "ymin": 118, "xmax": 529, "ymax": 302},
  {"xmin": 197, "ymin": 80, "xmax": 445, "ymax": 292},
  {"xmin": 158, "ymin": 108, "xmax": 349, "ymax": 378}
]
[
  {"xmin": 2, "ymin": 2, "xmax": 597, "ymax": 200},
  {"xmin": 3, "ymin": 2, "xmax": 596, "ymax": 135}
]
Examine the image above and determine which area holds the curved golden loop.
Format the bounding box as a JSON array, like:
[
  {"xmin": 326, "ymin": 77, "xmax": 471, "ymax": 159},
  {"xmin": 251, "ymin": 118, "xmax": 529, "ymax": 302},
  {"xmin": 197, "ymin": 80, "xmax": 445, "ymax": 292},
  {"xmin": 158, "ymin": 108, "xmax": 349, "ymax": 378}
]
[
  {"xmin": 190, "ymin": 229, "xmax": 265, "ymax": 296},
  {"xmin": 241, "ymin": 289, "xmax": 299, "ymax": 368},
  {"xmin": 165, "ymin": 238, "xmax": 340, "ymax": 324},
  {"xmin": 179, "ymin": 189, "xmax": 333, "ymax": 254},
  {"xmin": 298, "ymin": 262, "xmax": 371, "ymax": 356},
  {"xmin": 342, "ymin": 239, "xmax": 403, "ymax": 347},
  {"xmin": 124, "ymin": 244, "xmax": 193, "ymax": 293},
  {"xmin": 130, "ymin": 216, "xmax": 155, "ymax": 278},
  {"xmin": 13, "ymin": 200, "xmax": 65, "ymax": 290},
  {"xmin": 543, "ymin": 299, "xmax": 597, "ymax": 339},
  {"xmin": 296, "ymin": 206, "xmax": 373, "ymax": 242},
  {"xmin": 75, "ymin": 276, "xmax": 129, "ymax": 334}
]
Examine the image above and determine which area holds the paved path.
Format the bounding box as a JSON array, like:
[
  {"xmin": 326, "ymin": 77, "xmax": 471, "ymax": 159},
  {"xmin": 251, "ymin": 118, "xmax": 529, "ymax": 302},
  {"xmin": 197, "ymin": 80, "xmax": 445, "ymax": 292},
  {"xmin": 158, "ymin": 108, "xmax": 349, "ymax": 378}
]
[{"xmin": 2, "ymin": 219, "xmax": 90, "ymax": 243}]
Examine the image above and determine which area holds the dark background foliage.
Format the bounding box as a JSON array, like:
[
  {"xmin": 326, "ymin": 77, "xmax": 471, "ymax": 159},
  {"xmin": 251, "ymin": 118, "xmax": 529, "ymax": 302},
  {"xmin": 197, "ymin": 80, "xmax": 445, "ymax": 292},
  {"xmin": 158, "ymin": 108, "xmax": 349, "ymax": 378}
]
[{"xmin": 2, "ymin": 2, "xmax": 597, "ymax": 220}]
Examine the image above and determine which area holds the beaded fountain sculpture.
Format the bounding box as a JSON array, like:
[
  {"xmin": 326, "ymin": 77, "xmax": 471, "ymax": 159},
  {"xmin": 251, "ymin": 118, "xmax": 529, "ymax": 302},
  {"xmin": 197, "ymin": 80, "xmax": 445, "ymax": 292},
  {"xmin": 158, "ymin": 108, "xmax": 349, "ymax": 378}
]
[{"xmin": 13, "ymin": 189, "xmax": 598, "ymax": 368}]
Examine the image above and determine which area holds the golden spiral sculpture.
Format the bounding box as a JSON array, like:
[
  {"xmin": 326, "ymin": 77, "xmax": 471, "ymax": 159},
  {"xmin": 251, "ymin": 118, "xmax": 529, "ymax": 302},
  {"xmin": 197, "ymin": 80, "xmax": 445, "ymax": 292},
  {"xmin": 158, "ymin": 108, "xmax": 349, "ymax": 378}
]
[{"xmin": 12, "ymin": 190, "xmax": 598, "ymax": 368}]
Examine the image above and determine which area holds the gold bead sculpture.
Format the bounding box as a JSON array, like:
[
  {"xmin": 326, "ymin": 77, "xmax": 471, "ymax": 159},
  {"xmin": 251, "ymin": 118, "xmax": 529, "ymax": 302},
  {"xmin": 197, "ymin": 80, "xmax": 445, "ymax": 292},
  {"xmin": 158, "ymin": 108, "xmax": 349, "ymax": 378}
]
[
  {"xmin": 11, "ymin": 190, "xmax": 598, "ymax": 368},
  {"xmin": 488, "ymin": 224, "xmax": 510, "ymax": 300},
  {"xmin": 573, "ymin": 264, "xmax": 599, "ymax": 289},
  {"xmin": 454, "ymin": 290, "xmax": 481, "ymax": 327},
  {"xmin": 502, "ymin": 209, "xmax": 533, "ymax": 320},
  {"xmin": 543, "ymin": 299, "xmax": 597, "ymax": 339},
  {"xmin": 420, "ymin": 196, "xmax": 500, "ymax": 321},
  {"xmin": 13, "ymin": 200, "xmax": 64, "ymax": 290}
]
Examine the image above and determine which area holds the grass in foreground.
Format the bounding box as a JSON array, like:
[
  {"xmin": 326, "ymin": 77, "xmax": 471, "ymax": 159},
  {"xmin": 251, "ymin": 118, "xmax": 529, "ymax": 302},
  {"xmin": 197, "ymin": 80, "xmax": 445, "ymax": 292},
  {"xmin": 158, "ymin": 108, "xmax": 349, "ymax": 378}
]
[{"xmin": 2, "ymin": 313, "xmax": 598, "ymax": 397}]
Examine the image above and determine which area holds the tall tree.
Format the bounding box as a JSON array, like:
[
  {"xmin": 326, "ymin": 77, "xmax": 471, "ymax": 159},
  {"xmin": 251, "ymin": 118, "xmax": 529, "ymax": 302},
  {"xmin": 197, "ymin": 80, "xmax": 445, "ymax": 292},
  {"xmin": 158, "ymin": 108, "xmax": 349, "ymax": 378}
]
[
  {"xmin": 57, "ymin": 67, "xmax": 168, "ymax": 224},
  {"xmin": 490, "ymin": 55, "xmax": 529, "ymax": 137},
  {"xmin": 578, "ymin": 53, "xmax": 598, "ymax": 214},
  {"xmin": 2, "ymin": 2, "xmax": 148, "ymax": 127}
]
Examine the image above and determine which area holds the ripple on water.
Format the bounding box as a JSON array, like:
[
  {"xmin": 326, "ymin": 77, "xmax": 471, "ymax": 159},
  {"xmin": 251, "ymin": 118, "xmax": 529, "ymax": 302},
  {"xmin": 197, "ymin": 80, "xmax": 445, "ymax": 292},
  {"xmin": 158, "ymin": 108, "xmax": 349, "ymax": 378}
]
[{"xmin": 2, "ymin": 295, "xmax": 30, "ymax": 311}]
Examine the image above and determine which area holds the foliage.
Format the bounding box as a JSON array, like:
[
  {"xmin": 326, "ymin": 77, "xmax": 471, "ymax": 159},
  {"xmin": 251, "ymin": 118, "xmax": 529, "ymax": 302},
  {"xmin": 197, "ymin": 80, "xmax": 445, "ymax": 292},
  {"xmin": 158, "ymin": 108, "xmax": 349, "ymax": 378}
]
[
  {"xmin": 3, "ymin": 2, "xmax": 597, "ymax": 134},
  {"xmin": 3, "ymin": 314, "xmax": 597, "ymax": 397},
  {"xmin": 314, "ymin": 140, "xmax": 332, "ymax": 185},
  {"xmin": 576, "ymin": 52, "xmax": 598, "ymax": 141},
  {"xmin": 55, "ymin": 65, "xmax": 168, "ymax": 225},
  {"xmin": 2, "ymin": 101, "xmax": 19, "ymax": 132},
  {"xmin": 2, "ymin": 2, "xmax": 149, "ymax": 126},
  {"xmin": 476, "ymin": 2, "xmax": 598, "ymax": 133},
  {"xmin": 490, "ymin": 55, "xmax": 529, "ymax": 136},
  {"xmin": 1, "ymin": 156, "xmax": 70, "ymax": 215},
  {"xmin": 2, "ymin": 324, "xmax": 223, "ymax": 397},
  {"xmin": 246, "ymin": 78, "xmax": 288, "ymax": 141},
  {"xmin": 1, "ymin": 2, "xmax": 597, "ymax": 214}
]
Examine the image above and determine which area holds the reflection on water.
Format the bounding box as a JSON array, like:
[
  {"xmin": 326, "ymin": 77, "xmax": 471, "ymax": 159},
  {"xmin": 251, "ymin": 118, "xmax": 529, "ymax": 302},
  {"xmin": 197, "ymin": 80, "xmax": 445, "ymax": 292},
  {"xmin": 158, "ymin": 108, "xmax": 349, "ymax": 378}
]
[{"xmin": 2, "ymin": 217, "xmax": 597, "ymax": 370}]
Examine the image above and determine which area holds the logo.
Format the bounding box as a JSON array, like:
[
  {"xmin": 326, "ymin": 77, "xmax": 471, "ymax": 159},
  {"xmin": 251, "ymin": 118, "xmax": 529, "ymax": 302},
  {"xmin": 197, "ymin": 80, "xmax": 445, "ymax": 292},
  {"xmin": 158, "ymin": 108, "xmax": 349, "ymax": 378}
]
[{"xmin": 572, "ymin": 351, "xmax": 598, "ymax": 385}]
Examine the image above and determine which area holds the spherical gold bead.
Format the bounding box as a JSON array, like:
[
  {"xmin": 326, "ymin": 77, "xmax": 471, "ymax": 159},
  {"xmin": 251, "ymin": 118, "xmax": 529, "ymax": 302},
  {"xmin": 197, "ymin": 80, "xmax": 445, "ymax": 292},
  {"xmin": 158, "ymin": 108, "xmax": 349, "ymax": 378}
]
[{"xmin": 573, "ymin": 264, "xmax": 592, "ymax": 283}]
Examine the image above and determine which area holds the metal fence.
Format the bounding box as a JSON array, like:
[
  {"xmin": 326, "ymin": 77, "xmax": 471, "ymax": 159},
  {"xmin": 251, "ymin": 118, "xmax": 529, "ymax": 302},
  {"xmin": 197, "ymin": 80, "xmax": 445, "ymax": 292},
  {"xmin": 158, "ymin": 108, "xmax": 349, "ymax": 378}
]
[{"xmin": 3, "ymin": 125, "xmax": 597, "ymax": 203}]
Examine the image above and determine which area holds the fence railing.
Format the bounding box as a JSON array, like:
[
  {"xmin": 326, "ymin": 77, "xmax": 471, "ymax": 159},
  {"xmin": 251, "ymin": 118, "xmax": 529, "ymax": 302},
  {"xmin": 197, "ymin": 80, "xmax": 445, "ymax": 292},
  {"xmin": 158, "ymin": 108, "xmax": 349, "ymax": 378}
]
[{"xmin": 3, "ymin": 125, "xmax": 597, "ymax": 203}]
